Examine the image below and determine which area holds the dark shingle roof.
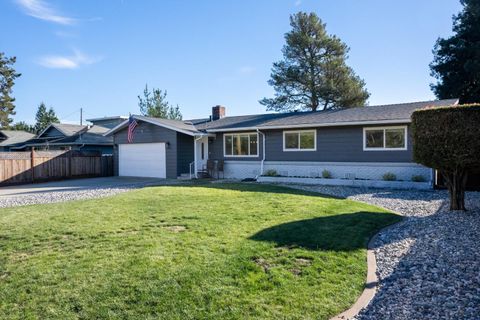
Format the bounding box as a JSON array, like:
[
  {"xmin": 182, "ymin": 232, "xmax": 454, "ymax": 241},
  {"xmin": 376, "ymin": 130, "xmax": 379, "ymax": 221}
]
[
  {"xmin": 0, "ymin": 130, "xmax": 35, "ymax": 146},
  {"xmin": 197, "ymin": 99, "xmax": 459, "ymax": 131}
]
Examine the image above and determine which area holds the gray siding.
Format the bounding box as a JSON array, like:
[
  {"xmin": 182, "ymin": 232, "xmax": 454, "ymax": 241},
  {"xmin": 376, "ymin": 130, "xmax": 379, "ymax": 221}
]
[
  {"xmin": 176, "ymin": 133, "xmax": 194, "ymax": 175},
  {"xmin": 209, "ymin": 124, "xmax": 413, "ymax": 163},
  {"xmin": 90, "ymin": 118, "xmax": 125, "ymax": 129},
  {"xmin": 113, "ymin": 122, "xmax": 178, "ymax": 178},
  {"xmin": 42, "ymin": 127, "xmax": 64, "ymax": 138}
]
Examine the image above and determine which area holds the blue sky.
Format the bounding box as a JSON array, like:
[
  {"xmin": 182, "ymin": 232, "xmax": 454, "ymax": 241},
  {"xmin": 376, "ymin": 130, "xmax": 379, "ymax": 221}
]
[{"xmin": 1, "ymin": 0, "xmax": 461, "ymax": 124}]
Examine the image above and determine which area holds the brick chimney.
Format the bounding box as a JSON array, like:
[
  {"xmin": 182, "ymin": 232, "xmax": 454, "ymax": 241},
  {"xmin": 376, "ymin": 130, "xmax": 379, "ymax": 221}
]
[{"xmin": 212, "ymin": 105, "xmax": 226, "ymax": 121}]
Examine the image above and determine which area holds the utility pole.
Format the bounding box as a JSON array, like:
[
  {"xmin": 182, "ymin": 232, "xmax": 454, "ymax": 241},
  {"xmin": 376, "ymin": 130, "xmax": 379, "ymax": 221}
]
[{"xmin": 80, "ymin": 108, "xmax": 83, "ymax": 125}]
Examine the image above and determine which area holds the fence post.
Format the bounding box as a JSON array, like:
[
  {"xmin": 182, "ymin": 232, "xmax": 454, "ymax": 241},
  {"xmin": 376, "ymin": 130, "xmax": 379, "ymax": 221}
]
[{"xmin": 31, "ymin": 147, "xmax": 35, "ymax": 183}]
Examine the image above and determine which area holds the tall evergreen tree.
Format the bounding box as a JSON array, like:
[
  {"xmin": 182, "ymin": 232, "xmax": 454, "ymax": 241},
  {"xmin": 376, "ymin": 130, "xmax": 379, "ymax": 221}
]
[
  {"xmin": 260, "ymin": 12, "xmax": 369, "ymax": 112},
  {"xmin": 430, "ymin": 0, "xmax": 480, "ymax": 103},
  {"xmin": 34, "ymin": 102, "xmax": 59, "ymax": 134},
  {"xmin": 0, "ymin": 52, "xmax": 21, "ymax": 128},
  {"xmin": 138, "ymin": 85, "xmax": 182, "ymax": 120}
]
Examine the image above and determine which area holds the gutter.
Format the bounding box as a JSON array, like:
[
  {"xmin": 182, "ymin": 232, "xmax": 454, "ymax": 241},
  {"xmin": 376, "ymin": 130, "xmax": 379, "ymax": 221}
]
[{"xmin": 255, "ymin": 129, "xmax": 266, "ymax": 179}]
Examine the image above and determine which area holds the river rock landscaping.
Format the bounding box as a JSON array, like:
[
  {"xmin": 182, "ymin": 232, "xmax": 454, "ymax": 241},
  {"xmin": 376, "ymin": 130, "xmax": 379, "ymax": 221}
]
[{"xmin": 280, "ymin": 184, "xmax": 480, "ymax": 320}]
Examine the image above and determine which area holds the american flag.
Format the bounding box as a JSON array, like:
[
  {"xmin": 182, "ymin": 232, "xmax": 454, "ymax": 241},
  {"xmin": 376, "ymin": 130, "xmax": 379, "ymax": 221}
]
[{"xmin": 127, "ymin": 115, "xmax": 138, "ymax": 143}]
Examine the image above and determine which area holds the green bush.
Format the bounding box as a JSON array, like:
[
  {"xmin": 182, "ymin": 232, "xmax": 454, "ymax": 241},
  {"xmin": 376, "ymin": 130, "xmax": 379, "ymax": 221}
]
[
  {"xmin": 321, "ymin": 169, "xmax": 332, "ymax": 179},
  {"xmin": 382, "ymin": 172, "xmax": 396, "ymax": 181},
  {"xmin": 264, "ymin": 169, "xmax": 279, "ymax": 177},
  {"xmin": 411, "ymin": 104, "xmax": 480, "ymax": 210},
  {"xmin": 411, "ymin": 175, "xmax": 426, "ymax": 182}
]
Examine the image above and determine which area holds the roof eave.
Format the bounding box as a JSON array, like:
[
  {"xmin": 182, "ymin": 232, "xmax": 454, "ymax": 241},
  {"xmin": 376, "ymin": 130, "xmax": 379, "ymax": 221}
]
[{"xmin": 205, "ymin": 119, "xmax": 412, "ymax": 132}]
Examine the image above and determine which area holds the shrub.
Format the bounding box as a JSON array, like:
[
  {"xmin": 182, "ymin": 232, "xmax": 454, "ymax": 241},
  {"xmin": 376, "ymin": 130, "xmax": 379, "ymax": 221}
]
[
  {"xmin": 411, "ymin": 104, "xmax": 480, "ymax": 210},
  {"xmin": 382, "ymin": 172, "xmax": 396, "ymax": 181},
  {"xmin": 264, "ymin": 169, "xmax": 279, "ymax": 177},
  {"xmin": 411, "ymin": 175, "xmax": 426, "ymax": 182},
  {"xmin": 321, "ymin": 169, "xmax": 332, "ymax": 179}
]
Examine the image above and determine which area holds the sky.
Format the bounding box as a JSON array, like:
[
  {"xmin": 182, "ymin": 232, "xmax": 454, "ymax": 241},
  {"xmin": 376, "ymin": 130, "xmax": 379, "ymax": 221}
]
[{"xmin": 1, "ymin": 0, "xmax": 462, "ymax": 124}]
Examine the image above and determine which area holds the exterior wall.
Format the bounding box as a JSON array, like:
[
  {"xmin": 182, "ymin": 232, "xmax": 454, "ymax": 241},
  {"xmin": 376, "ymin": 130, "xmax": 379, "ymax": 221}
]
[
  {"xmin": 42, "ymin": 127, "xmax": 64, "ymax": 138},
  {"xmin": 113, "ymin": 122, "xmax": 178, "ymax": 179},
  {"xmin": 89, "ymin": 118, "xmax": 125, "ymax": 129},
  {"xmin": 176, "ymin": 133, "xmax": 194, "ymax": 176},
  {"xmin": 223, "ymin": 160, "xmax": 262, "ymax": 179}
]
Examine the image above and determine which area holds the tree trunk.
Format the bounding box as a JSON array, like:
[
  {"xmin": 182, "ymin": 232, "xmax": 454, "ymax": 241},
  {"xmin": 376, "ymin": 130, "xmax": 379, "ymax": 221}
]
[{"xmin": 442, "ymin": 169, "xmax": 468, "ymax": 211}]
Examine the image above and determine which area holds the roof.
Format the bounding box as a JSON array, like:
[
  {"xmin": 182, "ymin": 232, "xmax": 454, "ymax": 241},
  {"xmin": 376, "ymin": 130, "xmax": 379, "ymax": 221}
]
[
  {"xmin": 198, "ymin": 99, "xmax": 459, "ymax": 132},
  {"xmin": 0, "ymin": 130, "xmax": 35, "ymax": 147},
  {"xmin": 37, "ymin": 123, "xmax": 87, "ymax": 138},
  {"xmin": 85, "ymin": 116, "xmax": 127, "ymax": 122},
  {"xmin": 104, "ymin": 115, "xmax": 205, "ymax": 137}
]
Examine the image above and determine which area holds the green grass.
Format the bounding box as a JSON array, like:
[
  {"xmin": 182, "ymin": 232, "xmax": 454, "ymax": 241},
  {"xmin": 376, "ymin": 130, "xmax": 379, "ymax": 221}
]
[{"xmin": 0, "ymin": 183, "xmax": 401, "ymax": 319}]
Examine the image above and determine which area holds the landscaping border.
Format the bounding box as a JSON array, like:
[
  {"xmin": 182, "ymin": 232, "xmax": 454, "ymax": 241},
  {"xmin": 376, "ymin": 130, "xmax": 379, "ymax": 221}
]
[{"xmin": 330, "ymin": 220, "xmax": 404, "ymax": 320}]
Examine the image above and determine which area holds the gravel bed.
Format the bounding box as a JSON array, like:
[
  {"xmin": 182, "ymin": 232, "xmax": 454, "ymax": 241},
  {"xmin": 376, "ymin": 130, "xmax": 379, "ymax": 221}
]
[{"xmin": 277, "ymin": 184, "xmax": 480, "ymax": 320}]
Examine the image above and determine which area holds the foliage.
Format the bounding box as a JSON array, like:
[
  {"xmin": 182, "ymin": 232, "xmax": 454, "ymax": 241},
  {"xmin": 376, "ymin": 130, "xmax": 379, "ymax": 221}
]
[
  {"xmin": 138, "ymin": 84, "xmax": 182, "ymax": 120},
  {"xmin": 264, "ymin": 169, "xmax": 279, "ymax": 177},
  {"xmin": 322, "ymin": 169, "xmax": 332, "ymax": 179},
  {"xmin": 382, "ymin": 172, "xmax": 397, "ymax": 181},
  {"xmin": 0, "ymin": 184, "xmax": 400, "ymax": 319},
  {"xmin": 11, "ymin": 121, "xmax": 34, "ymax": 133},
  {"xmin": 260, "ymin": 12, "xmax": 369, "ymax": 112},
  {"xmin": 411, "ymin": 175, "xmax": 426, "ymax": 183},
  {"xmin": 34, "ymin": 102, "xmax": 59, "ymax": 134},
  {"xmin": 412, "ymin": 104, "xmax": 480, "ymax": 210},
  {"xmin": 0, "ymin": 52, "xmax": 21, "ymax": 128},
  {"xmin": 430, "ymin": 0, "xmax": 480, "ymax": 103}
]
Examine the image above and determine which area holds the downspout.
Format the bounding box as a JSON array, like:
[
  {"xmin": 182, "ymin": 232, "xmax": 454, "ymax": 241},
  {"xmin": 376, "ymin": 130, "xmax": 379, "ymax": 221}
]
[{"xmin": 256, "ymin": 128, "xmax": 265, "ymax": 179}]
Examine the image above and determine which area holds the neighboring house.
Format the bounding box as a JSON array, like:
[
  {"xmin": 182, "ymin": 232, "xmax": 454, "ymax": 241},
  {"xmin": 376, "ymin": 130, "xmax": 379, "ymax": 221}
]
[
  {"xmin": 105, "ymin": 99, "xmax": 458, "ymax": 185},
  {"xmin": 13, "ymin": 116, "xmax": 126, "ymax": 154},
  {"xmin": 0, "ymin": 130, "xmax": 35, "ymax": 151}
]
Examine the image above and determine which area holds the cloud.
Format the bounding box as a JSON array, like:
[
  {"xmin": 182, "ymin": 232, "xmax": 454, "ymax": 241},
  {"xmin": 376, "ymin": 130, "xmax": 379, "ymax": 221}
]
[
  {"xmin": 15, "ymin": 0, "xmax": 76, "ymax": 25},
  {"xmin": 238, "ymin": 66, "xmax": 255, "ymax": 75},
  {"xmin": 37, "ymin": 50, "xmax": 102, "ymax": 69}
]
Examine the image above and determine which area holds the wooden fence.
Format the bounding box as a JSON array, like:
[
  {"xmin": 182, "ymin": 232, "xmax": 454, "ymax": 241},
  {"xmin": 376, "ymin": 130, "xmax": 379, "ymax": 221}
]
[{"xmin": 0, "ymin": 150, "xmax": 113, "ymax": 186}]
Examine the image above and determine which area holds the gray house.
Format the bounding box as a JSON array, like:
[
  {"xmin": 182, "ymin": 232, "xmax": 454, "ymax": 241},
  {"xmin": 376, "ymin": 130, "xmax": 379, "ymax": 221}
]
[
  {"xmin": 13, "ymin": 116, "xmax": 126, "ymax": 154},
  {"xmin": 105, "ymin": 99, "xmax": 458, "ymax": 184}
]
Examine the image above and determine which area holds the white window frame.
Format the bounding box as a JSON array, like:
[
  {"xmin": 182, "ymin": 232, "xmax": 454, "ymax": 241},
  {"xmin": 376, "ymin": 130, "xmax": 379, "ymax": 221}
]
[
  {"xmin": 282, "ymin": 129, "xmax": 317, "ymax": 152},
  {"xmin": 223, "ymin": 132, "xmax": 259, "ymax": 157},
  {"xmin": 363, "ymin": 126, "xmax": 408, "ymax": 151}
]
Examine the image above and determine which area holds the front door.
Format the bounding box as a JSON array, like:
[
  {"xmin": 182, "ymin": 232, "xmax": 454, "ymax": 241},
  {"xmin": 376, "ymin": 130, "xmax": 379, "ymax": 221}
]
[{"xmin": 196, "ymin": 136, "xmax": 208, "ymax": 171}]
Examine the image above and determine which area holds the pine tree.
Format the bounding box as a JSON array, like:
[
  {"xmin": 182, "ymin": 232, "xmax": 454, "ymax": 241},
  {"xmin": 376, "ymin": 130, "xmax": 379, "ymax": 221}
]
[
  {"xmin": 430, "ymin": 0, "xmax": 480, "ymax": 103},
  {"xmin": 34, "ymin": 102, "xmax": 59, "ymax": 134},
  {"xmin": 0, "ymin": 52, "xmax": 21, "ymax": 128},
  {"xmin": 138, "ymin": 85, "xmax": 183, "ymax": 120},
  {"xmin": 260, "ymin": 12, "xmax": 369, "ymax": 112}
]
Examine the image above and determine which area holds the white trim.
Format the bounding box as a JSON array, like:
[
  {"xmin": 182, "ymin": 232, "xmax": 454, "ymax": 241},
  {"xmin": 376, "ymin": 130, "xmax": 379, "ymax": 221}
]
[
  {"xmin": 263, "ymin": 160, "xmax": 424, "ymax": 167},
  {"xmin": 206, "ymin": 119, "xmax": 411, "ymax": 133},
  {"xmin": 223, "ymin": 132, "xmax": 259, "ymax": 157},
  {"xmin": 363, "ymin": 126, "xmax": 408, "ymax": 151},
  {"xmin": 282, "ymin": 129, "xmax": 317, "ymax": 152}
]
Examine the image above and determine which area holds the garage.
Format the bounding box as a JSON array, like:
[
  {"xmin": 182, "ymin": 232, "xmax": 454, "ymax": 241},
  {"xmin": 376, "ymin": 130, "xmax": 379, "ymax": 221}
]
[{"xmin": 118, "ymin": 143, "xmax": 166, "ymax": 178}]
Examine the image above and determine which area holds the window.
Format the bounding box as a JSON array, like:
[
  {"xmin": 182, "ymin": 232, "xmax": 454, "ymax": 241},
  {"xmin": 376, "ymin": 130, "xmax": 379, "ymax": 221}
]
[
  {"xmin": 283, "ymin": 130, "xmax": 316, "ymax": 151},
  {"xmin": 364, "ymin": 126, "xmax": 407, "ymax": 150},
  {"xmin": 224, "ymin": 133, "xmax": 258, "ymax": 157}
]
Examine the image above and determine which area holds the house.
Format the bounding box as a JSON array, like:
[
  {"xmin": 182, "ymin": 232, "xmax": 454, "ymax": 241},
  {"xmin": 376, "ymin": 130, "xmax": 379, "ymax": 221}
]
[
  {"xmin": 0, "ymin": 130, "xmax": 35, "ymax": 151},
  {"xmin": 105, "ymin": 99, "xmax": 458, "ymax": 185},
  {"xmin": 13, "ymin": 116, "xmax": 126, "ymax": 154}
]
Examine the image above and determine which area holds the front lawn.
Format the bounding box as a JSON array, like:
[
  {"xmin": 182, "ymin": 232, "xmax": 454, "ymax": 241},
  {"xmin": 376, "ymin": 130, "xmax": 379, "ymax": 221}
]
[{"xmin": 0, "ymin": 183, "xmax": 400, "ymax": 319}]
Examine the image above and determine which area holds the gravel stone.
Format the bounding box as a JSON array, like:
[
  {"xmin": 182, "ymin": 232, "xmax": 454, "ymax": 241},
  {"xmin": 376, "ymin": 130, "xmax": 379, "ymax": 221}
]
[{"xmin": 277, "ymin": 184, "xmax": 480, "ymax": 320}]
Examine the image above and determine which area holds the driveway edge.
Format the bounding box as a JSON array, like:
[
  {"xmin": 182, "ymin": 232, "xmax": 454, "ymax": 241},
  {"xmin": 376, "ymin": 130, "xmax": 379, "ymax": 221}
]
[{"xmin": 330, "ymin": 220, "xmax": 403, "ymax": 320}]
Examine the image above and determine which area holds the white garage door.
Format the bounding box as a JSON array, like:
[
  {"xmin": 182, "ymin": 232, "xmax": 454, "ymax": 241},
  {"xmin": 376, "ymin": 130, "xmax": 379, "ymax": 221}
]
[{"xmin": 119, "ymin": 143, "xmax": 166, "ymax": 178}]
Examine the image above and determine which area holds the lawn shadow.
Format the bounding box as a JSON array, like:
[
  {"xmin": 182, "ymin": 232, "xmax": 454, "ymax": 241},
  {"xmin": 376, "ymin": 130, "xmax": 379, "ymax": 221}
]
[{"xmin": 249, "ymin": 212, "xmax": 401, "ymax": 252}]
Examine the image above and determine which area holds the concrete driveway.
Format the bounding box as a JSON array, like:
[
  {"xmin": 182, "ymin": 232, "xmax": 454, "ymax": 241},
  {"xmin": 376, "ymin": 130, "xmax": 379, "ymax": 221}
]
[{"xmin": 0, "ymin": 177, "xmax": 178, "ymax": 207}]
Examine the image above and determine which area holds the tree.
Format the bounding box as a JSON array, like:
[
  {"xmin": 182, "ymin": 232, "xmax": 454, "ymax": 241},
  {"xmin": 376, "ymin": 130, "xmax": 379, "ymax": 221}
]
[
  {"xmin": 430, "ymin": 0, "xmax": 480, "ymax": 104},
  {"xmin": 34, "ymin": 102, "xmax": 59, "ymax": 134},
  {"xmin": 0, "ymin": 52, "xmax": 21, "ymax": 128},
  {"xmin": 138, "ymin": 85, "xmax": 182, "ymax": 120},
  {"xmin": 260, "ymin": 12, "xmax": 369, "ymax": 112},
  {"xmin": 411, "ymin": 104, "xmax": 480, "ymax": 210},
  {"xmin": 12, "ymin": 121, "xmax": 34, "ymax": 133}
]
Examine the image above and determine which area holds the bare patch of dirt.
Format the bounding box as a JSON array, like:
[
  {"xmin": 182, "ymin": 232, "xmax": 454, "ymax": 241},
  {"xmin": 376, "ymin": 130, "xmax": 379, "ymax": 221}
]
[
  {"xmin": 295, "ymin": 257, "xmax": 313, "ymax": 266},
  {"xmin": 253, "ymin": 257, "xmax": 272, "ymax": 273},
  {"xmin": 163, "ymin": 225, "xmax": 187, "ymax": 232}
]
